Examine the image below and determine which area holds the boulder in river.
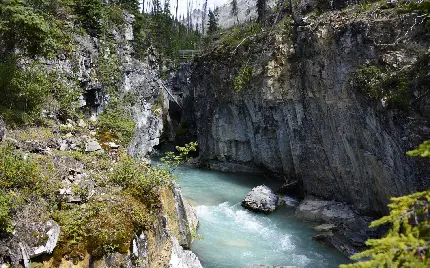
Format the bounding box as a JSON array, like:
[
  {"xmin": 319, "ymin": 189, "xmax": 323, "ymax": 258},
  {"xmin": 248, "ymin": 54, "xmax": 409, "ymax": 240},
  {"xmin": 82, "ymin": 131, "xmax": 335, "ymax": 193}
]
[{"xmin": 241, "ymin": 185, "xmax": 278, "ymax": 214}]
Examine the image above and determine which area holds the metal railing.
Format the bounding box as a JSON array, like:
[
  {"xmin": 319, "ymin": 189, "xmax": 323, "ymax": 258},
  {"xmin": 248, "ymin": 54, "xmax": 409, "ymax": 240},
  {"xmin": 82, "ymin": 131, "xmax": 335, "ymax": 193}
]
[{"xmin": 178, "ymin": 50, "xmax": 201, "ymax": 60}]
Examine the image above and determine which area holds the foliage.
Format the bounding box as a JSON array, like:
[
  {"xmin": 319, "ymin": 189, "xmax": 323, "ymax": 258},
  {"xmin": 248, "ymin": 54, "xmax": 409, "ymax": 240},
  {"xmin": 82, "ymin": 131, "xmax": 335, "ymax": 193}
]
[
  {"xmin": 402, "ymin": 0, "xmax": 430, "ymax": 15},
  {"xmin": 0, "ymin": 191, "xmax": 12, "ymax": 232},
  {"xmin": 110, "ymin": 152, "xmax": 172, "ymax": 204},
  {"xmin": 234, "ymin": 63, "xmax": 253, "ymax": 92},
  {"xmin": 341, "ymin": 142, "xmax": 430, "ymax": 267},
  {"xmin": 340, "ymin": 190, "xmax": 430, "ymax": 267},
  {"xmin": 133, "ymin": 8, "xmax": 201, "ymax": 60},
  {"xmin": 0, "ymin": 0, "xmax": 73, "ymax": 57},
  {"xmin": 256, "ymin": 0, "xmax": 267, "ymax": 25},
  {"xmin": 230, "ymin": 0, "xmax": 239, "ymax": 24},
  {"xmin": 74, "ymin": 0, "xmax": 103, "ymax": 36},
  {"xmin": 207, "ymin": 9, "xmax": 219, "ymax": 35},
  {"xmin": 218, "ymin": 23, "xmax": 260, "ymax": 49},
  {"xmin": 97, "ymin": 102, "xmax": 136, "ymax": 145},
  {"xmin": 0, "ymin": 58, "xmax": 50, "ymax": 125},
  {"xmin": 160, "ymin": 142, "xmax": 198, "ymax": 172},
  {"xmin": 353, "ymin": 65, "xmax": 413, "ymax": 110},
  {"xmin": 53, "ymin": 194, "xmax": 151, "ymax": 259},
  {"xmin": 0, "ymin": 58, "xmax": 82, "ymax": 125},
  {"xmin": 407, "ymin": 140, "xmax": 430, "ymax": 158}
]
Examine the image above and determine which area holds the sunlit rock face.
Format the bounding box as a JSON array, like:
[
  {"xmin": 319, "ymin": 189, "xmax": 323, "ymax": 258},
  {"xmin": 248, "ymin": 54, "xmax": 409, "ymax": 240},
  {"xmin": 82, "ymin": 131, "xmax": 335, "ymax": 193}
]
[{"xmin": 182, "ymin": 3, "xmax": 430, "ymax": 215}]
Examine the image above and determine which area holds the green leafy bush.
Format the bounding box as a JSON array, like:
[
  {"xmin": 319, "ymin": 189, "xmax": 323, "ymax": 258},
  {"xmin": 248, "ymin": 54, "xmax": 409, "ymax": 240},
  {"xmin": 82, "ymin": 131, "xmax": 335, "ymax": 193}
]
[
  {"xmin": 341, "ymin": 141, "xmax": 430, "ymax": 267},
  {"xmin": 0, "ymin": 191, "xmax": 12, "ymax": 232},
  {"xmin": 53, "ymin": 195, "xmax": 150, "ymax": 259},
  {"xmin": 340, "ymin": 190, "xmax": 430, "ymax": 267},
  {"xmin": 0, "ymin": 143, "xmax": 43, "ymax": 189},
  {"xmin": 97, "ymin": 103, "xmax": 136, "ymax": 145},
  {"xmin": 0, "ymin": 0, "xmax": 73, "ymax": 57},
  {"xmin": 110, "ymin": 152, "xmax": 172, "ymax": 204},
  {"xmin": 407, "ymin": 140, "xmax": 430, "ymax": 158},
  {"xmin": 234, "ymin": 63, "xmax": 253, "ymax": 92},
  {"xmin": 0, "ymin": 59, "xmax": 51, "ymax": 125},
  {"xmin": 74, "ymin": 0, "xmax": 103, "ymax": 36}
]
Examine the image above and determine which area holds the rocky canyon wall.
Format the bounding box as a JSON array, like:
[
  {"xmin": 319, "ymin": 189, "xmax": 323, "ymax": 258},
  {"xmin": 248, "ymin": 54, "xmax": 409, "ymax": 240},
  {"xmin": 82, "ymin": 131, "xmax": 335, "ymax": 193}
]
[{"xmin": 184, "ymin": 2, "xmax": 430, "ymax": 215}]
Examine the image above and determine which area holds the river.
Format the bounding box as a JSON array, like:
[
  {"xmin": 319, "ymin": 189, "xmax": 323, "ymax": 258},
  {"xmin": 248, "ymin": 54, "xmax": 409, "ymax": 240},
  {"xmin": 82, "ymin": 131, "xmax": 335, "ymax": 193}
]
[{"xmin": 172, "ymin": 165, "xmax": 351, "ymax": 268}]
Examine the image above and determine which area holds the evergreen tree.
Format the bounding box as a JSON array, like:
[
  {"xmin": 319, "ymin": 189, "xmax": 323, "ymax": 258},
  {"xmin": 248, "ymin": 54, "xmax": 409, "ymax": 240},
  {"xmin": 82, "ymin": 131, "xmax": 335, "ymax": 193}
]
[
  {"xmin": 202, "ymin": 0, "xmax": 208, "ymax": 34},
  {"xmin": 207, "ymin": 8, "xmax": 218, "ymax": 35},
  {"xmin": 341, "ymin": 141, "xmax": 430, "ymax": 267},
  {"xmin": 256, "ymin": 0, "xmax": 266, "ymax": 25},
  {"xmin": 230, "ymin": 0, "xmax": 239, "ymax": 25}
]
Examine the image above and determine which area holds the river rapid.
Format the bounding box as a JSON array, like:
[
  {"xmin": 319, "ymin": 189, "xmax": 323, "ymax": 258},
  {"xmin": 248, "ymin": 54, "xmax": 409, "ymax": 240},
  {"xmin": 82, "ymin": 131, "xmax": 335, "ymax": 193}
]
[{"xmin": 172, "ymin": 165, "xmax": 351, "ymax": 268}]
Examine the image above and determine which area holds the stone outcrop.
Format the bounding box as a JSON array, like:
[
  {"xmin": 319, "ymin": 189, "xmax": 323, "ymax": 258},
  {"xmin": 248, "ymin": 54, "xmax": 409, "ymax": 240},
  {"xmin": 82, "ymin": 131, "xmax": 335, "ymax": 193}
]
[
  {"xmin": 40, "ymin": 12, "xmax": 166, "ymax": 157},
  {"xmin": 296, "ymin": 196, "xmax": 379, "ymax": 256},
  {"xmin": 169, "ymin": 237, "xmax": 203, "ymax": 268},
  {"xmin": 183, "ymin": 2, "xmax": 430, "ymax": 215},
  {"xmin": 242, "ymin": 185, "xmax": 279, "ymax": 213}
]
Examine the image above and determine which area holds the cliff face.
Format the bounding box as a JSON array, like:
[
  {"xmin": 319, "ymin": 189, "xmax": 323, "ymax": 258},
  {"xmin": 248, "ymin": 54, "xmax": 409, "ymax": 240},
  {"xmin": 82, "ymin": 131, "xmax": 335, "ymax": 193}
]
[
  {"xmin": 185, "ymin": 2, "xmax": 430, "ymax": 215},
  {"xmin": 0, "ymin": 7, "xmax": 202, "ymax": 267},
  {"xmin": 40, "ymin": 12, "xmax": 165, "ymax": 156}
]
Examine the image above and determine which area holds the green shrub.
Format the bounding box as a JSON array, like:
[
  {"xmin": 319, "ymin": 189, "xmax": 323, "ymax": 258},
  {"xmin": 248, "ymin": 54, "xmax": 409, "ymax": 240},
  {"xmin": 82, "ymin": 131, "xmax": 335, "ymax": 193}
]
[
  {"xmin": 219, "ymin": 23, "xmax": 260, "ymax": 49},
  {"xmin": 110, "ymin": 152, "xmax": 172, "ymax": 204},
  {"xmin": 407, "ymin": 140, "xmax": 430, "ymax": 158},
  {"xmin": 75, "ymin": 0, "xmax": 104, "ymax": 36},
  {"xmin": 340, "ymin": 190, "xmax": 430, "ymax": 267},
  {"xmin": 0, "ymin": 59, "xmax": 51, "ymax": 125},
  {"xmin": 341, "ymin": 141, "xmax": 430, "ymax": 267},
  {"xmin": 97, "ymin": 102, "xmax": 136, "ymax": 145},
  {"xmin": 234, "ymin": 63, "xmax": 253, "ymax": 92},
  {"xmin": 0, "ymin": 0, "xmax": 73, "ymax": 57},
  {"xmin": 0, "ymin": 191, "xmax": 12, "ymax": 232},
  {"xmin": 0, "ymin": 143, "xmax": 43, "ymax": 189}
]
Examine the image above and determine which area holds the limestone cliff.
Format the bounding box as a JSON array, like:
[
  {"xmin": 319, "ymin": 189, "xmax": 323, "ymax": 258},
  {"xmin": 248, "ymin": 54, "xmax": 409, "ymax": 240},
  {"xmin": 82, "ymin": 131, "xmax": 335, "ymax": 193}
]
[{"xmin": 180, "ymin": 1, "xmax": 430, "ymax": 215}]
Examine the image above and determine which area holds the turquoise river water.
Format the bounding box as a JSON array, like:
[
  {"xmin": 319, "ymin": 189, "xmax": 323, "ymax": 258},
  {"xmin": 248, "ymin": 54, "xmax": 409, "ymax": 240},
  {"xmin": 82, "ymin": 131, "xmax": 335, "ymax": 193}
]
[{"xmin": 173, "ymin": 165, "xmax": 351, "ymax": 268}]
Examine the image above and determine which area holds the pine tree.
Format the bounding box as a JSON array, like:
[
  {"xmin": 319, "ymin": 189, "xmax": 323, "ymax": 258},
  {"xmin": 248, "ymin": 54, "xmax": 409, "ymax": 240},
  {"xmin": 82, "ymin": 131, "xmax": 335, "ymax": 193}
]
[
  {"xmin": 207, "ymin": 8, "xmax": 218, "ymax": 35},
  {"xmin": 202, "ymin": 0, "xmax": 208, "ymax": 34},
  {"xmin": 256, "ymin": 0, "xmax": 266, "ymax": 25},
  {"xmin": 230, "ymin": 0, "xmax": 239, "ymax": 25},
  {"xmin": 341, "ymin": 141, "xmax": 430, "ymax": 267}
]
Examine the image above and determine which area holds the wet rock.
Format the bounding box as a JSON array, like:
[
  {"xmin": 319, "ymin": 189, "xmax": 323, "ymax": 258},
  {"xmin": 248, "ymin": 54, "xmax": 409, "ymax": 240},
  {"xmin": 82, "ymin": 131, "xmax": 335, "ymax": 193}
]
[
  {"xmin": 169, "ymin": 237, "xmax": 202, "ymax": 268},
  {"xmin": 243, "ymin": 265, "xmax": 269, "ymax": 268},
  {"xmin": 295, "ymin": 197, "xmax": 355, "ymax": 224},
  {"xmin": 312, "ymin": 231, "xmax": 357, "ymax": 257},
  {"xmin": 277, "ymin": 195, "xmax": 299, "ymax": 207},
  {"xmin": 273, "ymin": 266, "xmax": 298, "ymax": 268},
  {"xmin": 85, "ymin": 139, "xmax": 102, "ymax": 152},
  {"xmin": 313, "ymin": 223, "xmax": 338, "ymax": 232},
  {"xmin": 172, "ymin": 184, "xmax": 193, "ymax": 249},
  {"xmin": 184, "ymin": 200, "xmax": 199, "ymax": 233},
  {"xmin": 242, "ymin": 185, "xmax": 278, "ymax": 214}
]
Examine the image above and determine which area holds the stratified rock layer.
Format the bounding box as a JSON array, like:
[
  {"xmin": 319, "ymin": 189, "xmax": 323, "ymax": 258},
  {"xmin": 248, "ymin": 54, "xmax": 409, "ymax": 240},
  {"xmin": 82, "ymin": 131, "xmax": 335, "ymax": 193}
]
[{"xmin": 185, "ymin": 4, "xmax": 430, "ymax": 215}]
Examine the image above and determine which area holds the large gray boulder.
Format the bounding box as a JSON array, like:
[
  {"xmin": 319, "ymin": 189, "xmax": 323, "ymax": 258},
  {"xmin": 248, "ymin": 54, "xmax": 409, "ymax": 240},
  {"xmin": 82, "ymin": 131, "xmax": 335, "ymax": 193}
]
[{"xmin": 241, "ymin": 185, "xmax": 278, "ymax": 214}]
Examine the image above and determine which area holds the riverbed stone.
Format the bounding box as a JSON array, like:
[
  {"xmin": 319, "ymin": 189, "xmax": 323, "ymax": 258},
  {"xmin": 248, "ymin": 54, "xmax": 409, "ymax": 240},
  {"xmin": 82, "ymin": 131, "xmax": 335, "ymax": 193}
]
[
  {"xmin": 242, "ymin": 185, "xmax": 278, "ymax": 214},
  {"xmin": 313, "ymin": 223, "xmax": 338, "ymax": 232},
  {"xmin": 295, "ymin": 197, "xmax": 355, "ymax": 224}
]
